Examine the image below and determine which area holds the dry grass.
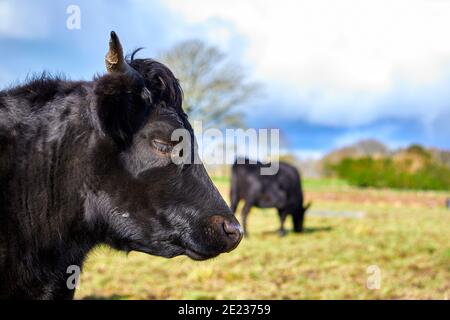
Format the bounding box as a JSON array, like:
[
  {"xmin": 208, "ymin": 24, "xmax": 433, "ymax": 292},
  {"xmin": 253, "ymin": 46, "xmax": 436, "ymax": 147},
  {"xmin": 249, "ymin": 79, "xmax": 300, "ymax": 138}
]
[{"xmin": 75, "ymin": 179, "xmax": 450, "ymax": 300}]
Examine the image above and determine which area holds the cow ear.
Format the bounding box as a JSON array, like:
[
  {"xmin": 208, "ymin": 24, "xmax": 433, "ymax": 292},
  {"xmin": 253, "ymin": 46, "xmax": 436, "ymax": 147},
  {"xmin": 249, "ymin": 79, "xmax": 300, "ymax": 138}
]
[
  {"xmin": 303, "ymin": 202, "xmax": 312, "ymax": 213},
  {"xmin": 94, "ymin": 72, "xmax": 151, "ymax": 149},
  {"xmin": 94, "ymin": 31, "xmax": 152, "ymax": 149}
]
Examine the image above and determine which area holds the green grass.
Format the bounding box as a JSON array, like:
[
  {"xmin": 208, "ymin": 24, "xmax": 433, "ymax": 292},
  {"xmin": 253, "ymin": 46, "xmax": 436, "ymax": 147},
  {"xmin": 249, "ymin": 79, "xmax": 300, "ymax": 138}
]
[
  {"xmin": 75, "ymin": 181, "xmax": 450, "ymax": 300},
  {"xmin": 213, "ymin": 176, "xmax": 351, "ymax": 191},
  {"xmin": 303, "ymin": 177, "xmax": 350, "ymax": 191},
  {"xmin": 211, "ymin": 175, "xmax": 232, "ymax": 185}
]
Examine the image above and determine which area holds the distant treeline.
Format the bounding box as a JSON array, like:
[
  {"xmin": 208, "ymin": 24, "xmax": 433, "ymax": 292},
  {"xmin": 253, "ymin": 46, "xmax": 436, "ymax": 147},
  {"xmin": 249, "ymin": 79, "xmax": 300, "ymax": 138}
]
[{"xmin": 324, "ymin": 142, "xmax": 450, "ymax": 191}]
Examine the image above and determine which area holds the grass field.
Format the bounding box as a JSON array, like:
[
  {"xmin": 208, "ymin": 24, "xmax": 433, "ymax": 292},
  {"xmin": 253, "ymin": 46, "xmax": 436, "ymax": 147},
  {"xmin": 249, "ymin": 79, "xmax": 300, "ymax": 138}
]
[{"xmin": 75, "ymin": 178, "xmax": 450, "ymax": 300}]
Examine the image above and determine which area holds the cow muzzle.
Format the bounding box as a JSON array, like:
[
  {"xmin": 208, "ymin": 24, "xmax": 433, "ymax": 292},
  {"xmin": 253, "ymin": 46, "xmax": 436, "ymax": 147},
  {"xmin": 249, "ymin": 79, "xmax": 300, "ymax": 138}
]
[
  {"xmin": 185, "ymin": 214, "xmax": 243, "ymax": 260},
  {"xmin": 213, "ymin": 214, "xmax": 243, "ymax": 252}
]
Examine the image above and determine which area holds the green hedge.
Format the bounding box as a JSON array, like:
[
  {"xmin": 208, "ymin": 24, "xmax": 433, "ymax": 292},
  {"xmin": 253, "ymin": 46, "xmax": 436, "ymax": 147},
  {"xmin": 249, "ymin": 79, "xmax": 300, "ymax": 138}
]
[{"xmin": 330, "ymin": 157, "xmax": 450, "ymax": 191}]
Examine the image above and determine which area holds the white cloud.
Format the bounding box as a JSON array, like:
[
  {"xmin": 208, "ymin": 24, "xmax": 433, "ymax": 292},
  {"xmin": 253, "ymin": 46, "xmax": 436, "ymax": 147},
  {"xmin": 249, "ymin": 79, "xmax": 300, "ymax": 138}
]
[{"xmin": 165, "ymin": 0, "xmax": 450, "ymax": 127}]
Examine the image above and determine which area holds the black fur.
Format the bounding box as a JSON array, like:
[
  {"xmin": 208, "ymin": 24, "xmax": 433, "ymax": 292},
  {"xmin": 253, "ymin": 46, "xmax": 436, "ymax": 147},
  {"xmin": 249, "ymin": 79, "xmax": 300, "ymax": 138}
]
[
  {"xmin": 0, "ymin": 41, "xmax": 242, "ymax": 299},
  {"xmin": 230, "ymin": 159, "xmax": 310, "ymax": 236},
  {"xmin": 95, "ymin": 72, "xmax": 151, "ymax": 149}
]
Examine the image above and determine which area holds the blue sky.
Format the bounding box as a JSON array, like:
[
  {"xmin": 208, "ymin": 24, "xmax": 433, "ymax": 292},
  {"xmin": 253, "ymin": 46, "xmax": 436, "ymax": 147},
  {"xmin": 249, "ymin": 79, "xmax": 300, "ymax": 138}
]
[{"xmin": 1, "ymin": 0, "xmax": 450, "ymax": 158}]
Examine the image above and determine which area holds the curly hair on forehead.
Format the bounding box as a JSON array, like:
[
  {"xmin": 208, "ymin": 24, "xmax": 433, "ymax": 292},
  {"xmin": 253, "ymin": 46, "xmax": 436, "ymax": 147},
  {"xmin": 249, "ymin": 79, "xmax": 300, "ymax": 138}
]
[{"xmin": 127, "ymin": 49, "xmax": 184, "ymax": 113}]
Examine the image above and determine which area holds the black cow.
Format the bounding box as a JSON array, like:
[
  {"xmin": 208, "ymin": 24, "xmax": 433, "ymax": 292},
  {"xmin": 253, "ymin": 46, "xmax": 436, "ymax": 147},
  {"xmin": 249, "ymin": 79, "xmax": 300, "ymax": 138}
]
[
  {"xmin": 0, "ymin": 32, "xmax": 242, "ymax": 299},
  {"xmin": 230, "ymin": 159, "xmax": 310, "ymax": 236}
]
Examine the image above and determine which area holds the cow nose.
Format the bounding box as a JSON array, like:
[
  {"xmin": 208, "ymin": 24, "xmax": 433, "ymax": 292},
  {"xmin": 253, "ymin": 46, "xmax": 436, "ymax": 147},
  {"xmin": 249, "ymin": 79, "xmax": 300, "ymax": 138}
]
[
  {"xmin": 222, "ymin": 218, "xmax": 243, "ymax": 249},
  {"xmin": 211, "ymin": 215, "xmax": 243, "ymax": 252}
]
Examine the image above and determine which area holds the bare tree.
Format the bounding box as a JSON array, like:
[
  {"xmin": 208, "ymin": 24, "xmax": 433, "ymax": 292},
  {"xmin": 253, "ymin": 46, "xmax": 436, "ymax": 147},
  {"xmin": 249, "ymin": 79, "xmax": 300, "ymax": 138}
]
[{"xmin": 159, "ymin": 40, "xmax": 260, "ymax": 128}]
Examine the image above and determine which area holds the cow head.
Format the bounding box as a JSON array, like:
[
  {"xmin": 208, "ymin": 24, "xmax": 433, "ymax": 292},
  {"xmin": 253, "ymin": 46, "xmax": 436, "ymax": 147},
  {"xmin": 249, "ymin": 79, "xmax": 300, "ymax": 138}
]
[{"xmin": 86, "ymin": 32, "xmax": 242, "ymax": 260}]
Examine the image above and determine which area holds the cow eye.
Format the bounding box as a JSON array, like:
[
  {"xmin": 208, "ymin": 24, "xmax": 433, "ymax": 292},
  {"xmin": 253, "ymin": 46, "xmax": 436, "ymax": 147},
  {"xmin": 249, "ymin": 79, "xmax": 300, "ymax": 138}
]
[{"xmin": 152, "ymin": 139, "xmax": 173, "ymax": 154}]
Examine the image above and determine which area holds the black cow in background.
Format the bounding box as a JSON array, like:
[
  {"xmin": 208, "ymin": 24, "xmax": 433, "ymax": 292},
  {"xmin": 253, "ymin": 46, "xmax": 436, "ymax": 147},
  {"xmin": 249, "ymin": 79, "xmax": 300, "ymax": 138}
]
[
  {"xmin": 230, "ymin": 159, "xmax": 311, "ymax": 236},
  {"xmin": 0, "ymin": 32, "xmax": 242, "ymax": 299}
]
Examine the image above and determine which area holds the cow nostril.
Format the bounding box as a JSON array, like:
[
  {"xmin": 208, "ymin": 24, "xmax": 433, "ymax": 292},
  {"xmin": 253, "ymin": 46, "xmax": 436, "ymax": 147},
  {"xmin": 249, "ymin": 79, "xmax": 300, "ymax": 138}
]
[
  {"xmin": 222, "ymin": 219, "xmax": 243, "ymax": 245},
  {"xmin": 208, "ymin": 215, "xmax": 243, "ymax": 252}
]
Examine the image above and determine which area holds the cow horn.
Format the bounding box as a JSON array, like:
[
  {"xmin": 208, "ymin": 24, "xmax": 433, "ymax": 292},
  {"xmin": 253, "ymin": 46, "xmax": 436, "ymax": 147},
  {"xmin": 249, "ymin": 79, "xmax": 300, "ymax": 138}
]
[
  {"xmin": 105, "ymin": 31, "xmax": 132, "ymax": 73},
  {"xmin": 104, "ymin": 31, "xmax": 150, "ymax": 101}
]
